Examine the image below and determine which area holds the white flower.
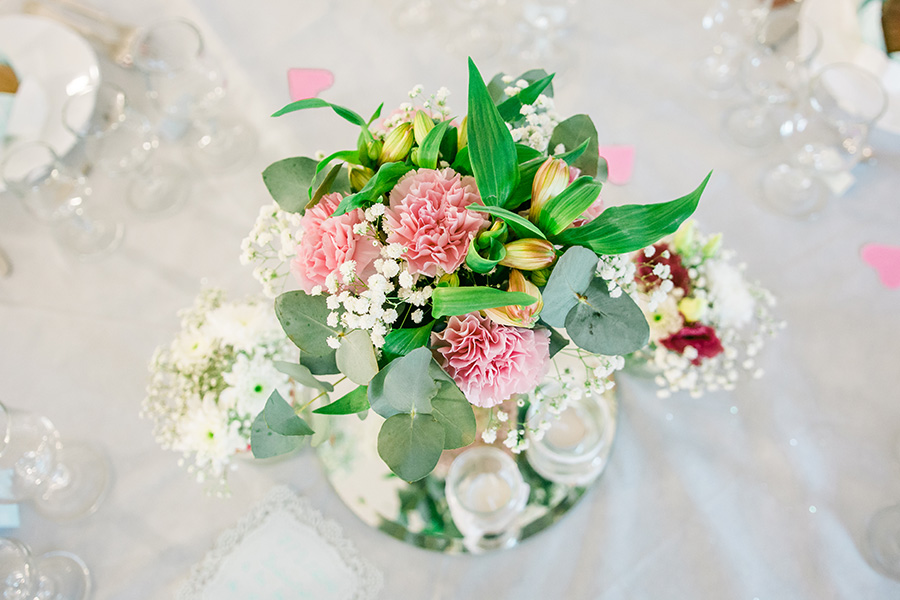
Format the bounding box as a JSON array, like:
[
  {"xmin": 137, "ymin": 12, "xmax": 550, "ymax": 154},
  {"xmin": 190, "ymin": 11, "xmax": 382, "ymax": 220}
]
[
  {"xmin": 411, "ymin": 309, "xmax": 424, "ymax": 323},
  {"xmin": 170, "ymin": 328, "xmax": 215, "ymax": 369},
  {"xmin": 327, "ymin": 336, "xmax": 341, "ymax": 349},
  {"xmin": 222, "ymin": 353, "xmax": 291, "ymax": 417},
  {"xmin": 172, "ymin": 396, "xmax": 245, "ymax": 477},
  {"xmin": 639, "ymin": 293, "xmax": 684, "ymax": 343},
  {"xmin": 205, "ymin": 302, "xmax": 281, "ymax": 353},
  {"xmin": 705, "ymin": 260, "xmax": 755, "ymax": 328},
  {"xmin": 399, "ymin": 270, "xmax": 414, "ymax": 289}
]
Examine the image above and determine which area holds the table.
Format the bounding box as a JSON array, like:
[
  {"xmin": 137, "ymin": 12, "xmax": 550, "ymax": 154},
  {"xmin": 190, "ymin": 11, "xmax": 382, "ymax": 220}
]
[{"xmin": 1, "ymin": 0, "xmax": 899, "ymax": 597}]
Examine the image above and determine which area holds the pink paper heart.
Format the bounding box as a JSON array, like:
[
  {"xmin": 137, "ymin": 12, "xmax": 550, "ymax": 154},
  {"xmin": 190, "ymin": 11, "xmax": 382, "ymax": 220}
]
[
  {"xmin": 598, "ymin": 145, "xmax": 635, "ymax": 185},
  {"xmin": 287, "ymin": 68, "xmax": 334, "ymax": 101},
  {"xmin": 861, "ymin": 243, "xmax": 900, "ymax": 289}
]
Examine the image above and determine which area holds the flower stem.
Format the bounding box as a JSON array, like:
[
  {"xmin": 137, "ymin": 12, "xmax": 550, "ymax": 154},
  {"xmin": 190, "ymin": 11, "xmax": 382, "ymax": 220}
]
[{"xmin": 298, "ymin": 376, "xmax": 347, "ymax": 412}]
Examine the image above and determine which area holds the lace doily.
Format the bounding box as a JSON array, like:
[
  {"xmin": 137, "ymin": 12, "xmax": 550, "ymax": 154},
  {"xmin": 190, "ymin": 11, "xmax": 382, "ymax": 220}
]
[{"xmin": 176, "ymin": 485, "xmax": 383, "ymax": 600}]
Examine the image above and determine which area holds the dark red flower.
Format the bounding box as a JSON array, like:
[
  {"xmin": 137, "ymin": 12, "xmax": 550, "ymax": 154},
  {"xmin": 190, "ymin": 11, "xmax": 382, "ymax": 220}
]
[
  {"xmin": 635, "ymin": 243, "xmax": 691, "ymax": 295},
  {"xmin": 660, "ymin": 324, "xmax": 724, "ymax": 365}
]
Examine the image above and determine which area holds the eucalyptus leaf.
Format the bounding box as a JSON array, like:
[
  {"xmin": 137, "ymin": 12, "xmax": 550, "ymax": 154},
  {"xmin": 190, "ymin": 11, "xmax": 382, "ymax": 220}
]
[
  {"xmin": 547, "ymin": 326, "xmax": 569, "ymax": 358},
  {"xmin": 539, "ymin": 246, "xmax": 599, "ymax": 327},
  {"xmin": 313, "ymin": 385, "xmax": 370, "ymax": 415},
  {"xmin": 553, "ymin": 173, "xmax": 710, "ymax": 254},
  {"xmin": 537, "ymin": 176, "xmax": 603, "ymax": 236},
  {"xmin": 382, "ymin": 322, "xmax": 435, "ymax": 359},
  {"xmin": 565, "ymin": 278, "xmax": 650, "ymax": 356},
  {"xmin": 368, "ymin": 347, "xmax": 437, "ymax": 419},
  {"xmin": 299, "ymin": 351, "xmax": 339, "ymax": 375},
  {"xmin": 250, "ymin": 390, "xmax": 313, "ymax": 459},
  {"xmin": 377, "ymin": 413, "xmax": 445, "ymax": 482},
  {"xmin": 418, "ymin": 119, "xmax": 453, "ymax": 170},
  {"xmin": 262, "ymin": 157, "xmax": 318, "ymax": 213},
  {"xmin": 466, "ymin": 204, "xmax": 546, "ymax": 240},
  {"xmin": 431, "ymin": 286, "xmax": 536, "ymax": 319},
  {"xmin": 273, "ymin": 361, "xmax": 333, "ymax": 393},
  {"xmin": 335, "ymin": 329, "xmax": 379, "ymax": 385},
  {"xmin": 467, "ymin": 58, "xmax": 519, "ymax": 207},
  {"xmin": 548, "ymin": 114, "xmax": 599, "ymax": 178},
  {"xmin": 272, "ymin": 97, "xmax": 367, "ymax": 127},
  {"xmin": 250, "ymin": 410, "xmax": 305, "ymax": 459},
  {"xmin": 275, "ymin": 291, "xmax": 342, "ymax": 357},
  {"xmin": 428, "ymin": 367, "xmax": 476, "ymax": 450}
]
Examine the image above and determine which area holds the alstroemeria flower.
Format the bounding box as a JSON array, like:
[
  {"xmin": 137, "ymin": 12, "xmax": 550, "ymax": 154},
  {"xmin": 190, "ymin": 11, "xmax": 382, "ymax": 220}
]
[
  {"xmin": 483, "ymin": 269, "xmax": 543, "ymax": 328},
  {"xmin": 528, "ymin": 157, "xmax": 569, "ymax": 222},
  {"xmin": 499, "ymin": 238, "xmax": 557, "ymax": 271}
]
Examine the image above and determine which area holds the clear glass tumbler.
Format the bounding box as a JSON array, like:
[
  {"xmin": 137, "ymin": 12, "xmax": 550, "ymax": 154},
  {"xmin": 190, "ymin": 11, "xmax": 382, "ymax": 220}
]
[
  {"xmin": 0, "ymin": 537, "xmax": 91, "ymax": 600},
  {"xmin": 695, "ymin": 0, "xmax": 774, "ymax": 94}
]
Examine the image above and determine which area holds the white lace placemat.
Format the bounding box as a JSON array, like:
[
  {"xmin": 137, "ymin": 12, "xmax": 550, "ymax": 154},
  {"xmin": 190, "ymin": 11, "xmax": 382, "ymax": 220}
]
[{"xmin": 176, "ymin": 485, "xmax": 383, "ymax": 600}]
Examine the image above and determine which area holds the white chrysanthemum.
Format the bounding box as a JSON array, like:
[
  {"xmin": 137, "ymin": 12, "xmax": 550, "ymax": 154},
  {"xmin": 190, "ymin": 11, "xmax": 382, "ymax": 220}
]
[
  {"xmin": 221, "ymin": 353, "xmax": 292, "ymax": 417},
  {"xmin": 170, "ymin": 327, "xmax": 215, "ymax": 370},
  {"xmin": 639, "ymin": 293, "xmax": 684, "ymax": 343},
  {"xmin": 205, "ymin": 302, "xmax": 281, "ymax": 353},
  {"xmin": 172, "ymin": 396, "xmax": 246, "ymax": 478},
  {"xmin": 705, "ymin": 260, "xmax": 755, "ymax": 329}
]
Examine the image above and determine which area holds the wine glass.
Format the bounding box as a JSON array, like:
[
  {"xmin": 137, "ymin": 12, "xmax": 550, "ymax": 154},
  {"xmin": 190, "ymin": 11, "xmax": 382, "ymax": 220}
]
[
  {"xmin": 759, "ymin": 63, "xmax": 888, "ymax": 219},
  {"xmin": 0, "ymin": 142, "xmax": 124, "ymax": 259},
  {"xmin": 0, "ymin": 538, "xmax": 91, "ymax": 600},
  {"xmin": 695, "ymin": 0, "xmax": 774, "ymax": 94},
  {"xmin": 0, "ymin": 400, "xmax": 110, "ymax": 521},
  {"xmin": 722, "ymin": 9, "xmax": 821, "ymax": 148},
  {"xmin": 866, "ymin": 504, "xmax": 900, "ymax": 580},
  {"xmin": 444, "ymin": 446, "xmax": 530, "ymax": 553},
  {"xmin": 63, "ymin": 82, "xmax": 191, "ymax": 216},
  {"xmin": 132, "ymin": 18, "xmax": 256, "ymax": 172}
]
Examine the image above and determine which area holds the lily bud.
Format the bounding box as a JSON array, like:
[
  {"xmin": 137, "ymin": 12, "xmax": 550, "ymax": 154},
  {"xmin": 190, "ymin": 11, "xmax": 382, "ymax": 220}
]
[
  {"xmin": 367, "ymin": 139, "xmax": 383, "ymax": 162},
  {"xmin": 483, "ymin": 270, "xmax": 544, "ymax": 328},
  {"xmin": 349, "ymin": 166, "xmax": 374, "ymax": 191},
  {"xmin": 457, "ymin": 116, "xmax": 468, "ymax": 151},
  {"xmin": 436, "ymin": 272, "xmax": 460, "ymax": 287},
  {"xmin": 410, "ymin": 147, "xmax": 420, "ymax": 166},
  {"xmin": 529, "ymin": 157, "xmax": 569, "ymax": 222},
  {"xmin": 499, "ymin": 238, "xmax": 557, "ymax": 271},
  {"xmin": 413, "ymin": 110, "xmax": 435, "ymax": 145},
  {"xmin": 379, "ymin": 122, "xmax": 413, "ymax": 165},
  {"xmin": 530, "ymin": 268, "xmax": 551, "ymax": 287}
]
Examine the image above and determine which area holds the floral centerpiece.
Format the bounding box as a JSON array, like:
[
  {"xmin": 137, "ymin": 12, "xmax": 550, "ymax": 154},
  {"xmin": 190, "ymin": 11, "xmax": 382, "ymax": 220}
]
[
  {"xmin": 142, "ymin": 289, "xmax": 302, "ymax": 491},
  {"xmin": 625, "ymin": 221, "xmax": 783, "ymax": 398},
  {"xmin": 243, "ymin": 59, "xmax": 710, "ymax": 483}
]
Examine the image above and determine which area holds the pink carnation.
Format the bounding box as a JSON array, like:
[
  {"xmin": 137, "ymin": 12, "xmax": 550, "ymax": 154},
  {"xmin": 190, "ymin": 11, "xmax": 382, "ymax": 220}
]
[
  {"xmin": 385, "ymin": 168, "xmax": 487, "ymax": 277},
  {"xmin": 431, "ymin": 312, "xmax": 551, "ymax": 408},
  {"xmin": 290, "ymin": 192, "xmax": 380, "ymax": 293}
]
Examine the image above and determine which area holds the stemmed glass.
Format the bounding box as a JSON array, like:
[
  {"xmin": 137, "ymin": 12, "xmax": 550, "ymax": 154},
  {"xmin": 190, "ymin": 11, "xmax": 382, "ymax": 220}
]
[
  {"xmin": 0, "ymin": 142, "xmax": 124, "ymax": 259},
  {"xmin": 132, "ymin": 18, "xmax": 256, "ymax": 172},
  {"xmin": 444, "ymin": 446, "xmax": 530, "ymax": 553},
  {"xmin": 722, "ymin": 9, "xmax": 821, "ymax": 148},
  {"xmin": 695, "ymin": 0, "xmax": 774, "ymax": 94},
  {"xmin": 0, "ymin": 400, "xmax": 110, "ymax": 521},
  {"xmin": 63, "ymin": 82, "xmax": 190, "ymax": 216},
  {"xmin": 0, "ymin": 538, "xmax": 91, "ymax": 600},
  {"xmin": 760, "ymin": 63, "xmax": 888, "ymax": 219}
]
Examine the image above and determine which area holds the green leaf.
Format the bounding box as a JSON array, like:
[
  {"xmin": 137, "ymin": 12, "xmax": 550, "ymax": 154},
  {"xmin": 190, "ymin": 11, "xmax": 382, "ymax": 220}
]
[
  {"xmin": 308, "ymin": 149, "xmax": 360, "ymax": 203},
  {"xmin": 272, "ymin": 97, "xmax": 368, "ymax": 127},
  {"xmin": 428, "ymin": 366, "xmax": 476, "ymax": 449},
  {"xmin": 377, "ymin": 413, "xmax": 445, "ymax": 482},
  {"xmin": 497, "ymin": 73, "xmax": 555, "ymax": 122},
  {"xmin": 451, "ymin": 145, "xmax": 471, "ymax": 174},
  {"xmin": 539, "ymin": 246, "xmax": 599, "ymax": 327},
  {"xmin": 553, "ymin": 173, "xmax": 711, "ymax": 254},
  {"xmin": 537, "ymin": 176, "xmax": 603, "ymax": 236},
  {"xmin": 368, "ymin": 102, "xmax": 384, "ymax": 125},
  {"xmin": 299, "ymin": 352, "xmax": 339, "ymax": 375},
  {"xmin": 556, "ymin": 138, "xmax": 590, "ymax": 166},
  {"xmin": 417, "ymin": 119, "xmax": 453, "ymax": 170},
  {"xmin": 467, "ymin": 58, "xmax": 519, "ymax": 207},
  {"xmin": 547, "ymin": 327, "xmax": 569, "ymax": 358},
  {"xmin": 466, "ymin": 204, "xmax": 546, "ymax": 240},
  {"xmin": 487, "ymin": 69, "xmax": 555, "ymax": 103},
  {"xmin": 383, "ymin": 323, "xmax": 435, "ymax": 358},
  {"xmin": 275, "ymin": 291, "xmax": 342, "ymax": 357},
  {"xmin": 332, "ymin": 162, "xmax": 413, "ymax": 217},
  {"xmin": 515, "ymin": 143, "xmax": 544, "ymax": 164},
  {"xmin": 335, "ymin": 329, "xmax": 379, "ymax": 385},
  {"xmin": 310, "ymin": 163, "xmax": 343, "ymax": 207},
  {"xmin": 548, "ymin": 114, "xmax": 600, "ymax": 178},
  {"xmin": 368, "ymin": 347, "xmax": 437, "ymax": 418},
  {"xmin": 465, "ymin": 236, "xmax": 506, "ymax": 273},
  {"xmin": 431, "ymin": 286, "xmax": 536, "ymax": 319},
  {"xmin": 313, "ymin": 385, "xmax": 370, "ymax": 415},
  {"xmin": 565, "ymin": 278, "xmax": 650, "ymax": 356},
  {"xmin": 262, "ymin": 157, "xmax": 318, "ymax": 213},
  {"xmin": 250, "ymin": 390, "xmax": 313, "ymax": 459},
  {"xmin": 273, "ymin": 361, "xmax": 334, "ymax": 393},
  {"xmin": 439, "ymin": 126, "xmax": 458, "ymax": 165},
  {"xmin": 506, "ymin": 155, "xmax": 545, "ymax": 210}
]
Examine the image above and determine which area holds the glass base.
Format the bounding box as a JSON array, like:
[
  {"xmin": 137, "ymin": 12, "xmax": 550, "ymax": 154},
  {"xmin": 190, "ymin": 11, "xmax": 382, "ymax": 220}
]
[
  {"xmin": 35, "ymin": 442, "xmax": 110, "ymax": 521},
  {"xmin": 190, "ymin": 117, "xmax": 257, "ymax": 172},
  {"xmin": 722, "ymin": 104, "xmax": 778, "ymax": 149},
  {"xmin": 314, "ymin": 387, "xmax": 617, "ymax": 554},
  {"xmin": 53, "ymin": 212, "xmax": 124, "ymax": 260},
  {"xmin": 34, "ymin": 551, "xmax": 92, "ymax": 600},
  {"xmin": 128, "ymin": 162, "xmax": 191, "ymax": 216},
  {"xmin": 867, "ymin": 504, "xmax": 900, "ymax": 580},
  {"xmin": 759, "ymin": 164, "xmax": 829, "ymax": 220}
]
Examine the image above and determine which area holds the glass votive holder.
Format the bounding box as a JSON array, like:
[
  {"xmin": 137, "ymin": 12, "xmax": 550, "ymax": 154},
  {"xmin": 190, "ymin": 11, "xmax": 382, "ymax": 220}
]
[
  {"xmin": 525, "ymin": 386, "xmax": 615, "ymax": 486},
  {"xmin": 445, "ymin": 446, "xmax": 529, "ymax": 553}
]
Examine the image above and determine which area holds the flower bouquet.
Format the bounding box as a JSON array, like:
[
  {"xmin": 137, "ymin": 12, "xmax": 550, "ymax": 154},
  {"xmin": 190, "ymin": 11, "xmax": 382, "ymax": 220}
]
[
  {"xmin": 142, "ymin": 289, "xmax": 301, "ymax": 491},
  {"xmin": 244, "ymin": 59, "xmax": 710, "ymax": 483},
  {"xmin": 626, "ymin": 221, "xmax": 783, "ymax": 398}
]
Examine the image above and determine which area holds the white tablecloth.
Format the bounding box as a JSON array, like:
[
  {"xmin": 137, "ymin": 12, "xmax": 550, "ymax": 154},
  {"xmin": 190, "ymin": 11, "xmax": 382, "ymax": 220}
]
[{"xmin": 1, "ymin": 0, "xmax": 899, "ymax": 598}]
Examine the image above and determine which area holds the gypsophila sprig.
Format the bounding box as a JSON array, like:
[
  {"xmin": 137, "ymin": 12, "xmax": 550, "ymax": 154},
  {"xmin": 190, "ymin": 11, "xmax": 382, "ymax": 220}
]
[{"xmin": 141, "ymin": 289, "xmax": 301, "ymax": 493}]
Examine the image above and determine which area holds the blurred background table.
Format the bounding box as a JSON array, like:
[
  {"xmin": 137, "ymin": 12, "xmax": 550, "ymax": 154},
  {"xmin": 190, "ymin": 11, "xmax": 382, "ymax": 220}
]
[{"xmin": 1, "ymin": 0, "xmax": 899, "ymax": 597}]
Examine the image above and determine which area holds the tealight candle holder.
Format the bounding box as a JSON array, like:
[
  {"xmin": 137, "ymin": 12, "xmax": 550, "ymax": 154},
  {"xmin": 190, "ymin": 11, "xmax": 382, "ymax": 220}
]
[
  {"xmin": 444, "ymin": 446, "xmax": 529, "ymax": 553},
  {"xmin": 525, "ymin": 387, "xmax": 615, "ymax": 486}
]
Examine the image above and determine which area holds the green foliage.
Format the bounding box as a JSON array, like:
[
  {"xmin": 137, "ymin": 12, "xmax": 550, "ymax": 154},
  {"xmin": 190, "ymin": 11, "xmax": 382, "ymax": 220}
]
[
  {"xmin": 467, "ymin": 204, "xmax": 547, "ymax": 240},
  {"xmin": 335, "ymin": 329, "xmax": 379, "ymax": 385},
  {"xmin": 552, "ymin": 173, "xmax": 711, "ymax": 254},
  {"xmin": 417, "ymin": 119, "xmax": 453, "ymax": 170},
  {"xmin": 273, "ymin": 360, "xmax": 333, "ymax": 393},
  {"xmin": 299, "ymin": 352, "xmax": 339, "ymax": 375},
  {"xmin": 537, "ymin": 176, "xmax": 603, "ymax": 236},
  {"xmin": 548, "ymin": 114, "xmax": 600, "ymax": 178},
  {"xmin": 465, "ymin": 236, "xmax": 506, "ymax": 273},
  {"xmin": 382, "ymin": 323, "xmax": 435, "ymax": 360},
  {"xmin": 497, "ymin": 73, "xmax": 555, "ymax": 122},
  {"xmin": 250, "ymin": 390, "xmax": 313, "ymax": 459},
  {"xmin": 275, "ymin": 291, "xmax": 342, "ymax": 357},
  {"xmin": 332, "ymin": 162, "xmax": 413, "ymax": 217},
  {"xmin": 431, "ymin": 286, "xmax": 536, "ymax": 318},
  {"xmin": 272, "ymin": 97, "xmax": 368, "ymax": 127},
  {"xmin": 368, "ymin": 347, "xmax": 437, "ymax": 418},
  {"xmin": 565, "ymin": 278, "xmax": 649, "ymax": 356},
  {"xmin": 377, "ymin": 413, "xmax": 444, "ymax": 483},
  {"xmin": 467, "ymin": 58, "xmax": 520, "ymax": 207},
  {"xmin": 313, "ymin": 385, "xmax": 370, "ymax": 415},
  {"xmin": 546, "ymin": 326, "xmax": 569, "ymax": 358},
  {"xmin": 487, "ymin": 69, "xmax": 555, "ymax": 104},
  {"xmin": 261, "ymin": 157, "xmax": 318, "ymax": 213},
  {"xmin": 539, "ymin": 246, "xmax": 600, "ymax": 328}
]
